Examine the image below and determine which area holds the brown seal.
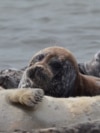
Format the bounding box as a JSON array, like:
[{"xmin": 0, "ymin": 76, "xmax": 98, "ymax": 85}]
[
  {"xmin": 19, "ymin": 46, "xmax": 100, "ymax": 97},
  {"xmin": 0, "ymin": 49, "xmax": 99, "ymax": 90},
  {"xmin": 78, "ymin": 50, "xmax": 100, "ymax": 77}
]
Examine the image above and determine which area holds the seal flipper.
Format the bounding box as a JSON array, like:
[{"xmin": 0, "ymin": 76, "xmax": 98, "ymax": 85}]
[{"xmin": 7, "ymin": 88, "xmax": 44, "ymax": 107}]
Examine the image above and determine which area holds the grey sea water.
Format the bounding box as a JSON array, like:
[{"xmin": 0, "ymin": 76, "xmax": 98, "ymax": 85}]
[{"xmin": 0, "ymin": 0, "xmax": 100, "ymax": 69}]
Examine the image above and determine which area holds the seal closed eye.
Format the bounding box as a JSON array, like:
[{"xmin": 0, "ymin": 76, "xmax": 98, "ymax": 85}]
[
  {"xmin": 49, "ymin": 58, "xmax": 62, "ymax": 73},
  {"xmin": 36, "ymin": 54, "xmax": 45, "ymax": 61},
  {"xmin": 29, "ymin": 54, "xmax": 45, "ymax": 66}
]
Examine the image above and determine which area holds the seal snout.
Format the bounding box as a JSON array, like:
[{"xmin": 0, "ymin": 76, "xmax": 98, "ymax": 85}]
[{"xmin": 27, "ymin": 64, "xmax": 52, "ymax": 84}]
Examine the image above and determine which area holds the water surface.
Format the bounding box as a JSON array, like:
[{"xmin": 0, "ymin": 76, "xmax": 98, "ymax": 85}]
[{"xmin": 0, "ymin": 0, "xmax": 100, "ymax": 69}]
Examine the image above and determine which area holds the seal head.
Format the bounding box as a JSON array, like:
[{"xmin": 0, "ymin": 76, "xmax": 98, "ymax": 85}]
[
  {"xmin": 19, "ymin": 46, "xmax": 100, "ymax": 97},
  {"xmin": 19, "ymin": 46, "xmax": 78, "ymax": 97},
  {"xmin": 78, "ymin": 51, "xmax": 100, "ymax": 77}
]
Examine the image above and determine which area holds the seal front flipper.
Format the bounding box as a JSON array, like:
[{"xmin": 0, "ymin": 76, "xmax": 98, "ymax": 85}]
[{"xmin": 7, "ymin": 88, "xmax": 44, "ymax": 107}]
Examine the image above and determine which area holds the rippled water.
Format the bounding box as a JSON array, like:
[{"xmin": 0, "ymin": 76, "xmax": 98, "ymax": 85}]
[{"xmin": 0, "ymin": 0, "xmax": 100, "ymax": 69}]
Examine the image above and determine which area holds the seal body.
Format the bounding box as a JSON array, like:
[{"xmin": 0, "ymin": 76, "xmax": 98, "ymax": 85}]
[
  {"xmin": 0, "ymin": 68, "xmax": 24, "ymax": 89},
  {"xmin": 19, "ymin": 46, "xmax": 100, "ymax": 97},
  {"xmin": 78, "ymin": 50, "xmax": 100, "ymax": 77},
  {"xmin": 0, "ymin": 88, "xmax": 100, "ymax": 131}
]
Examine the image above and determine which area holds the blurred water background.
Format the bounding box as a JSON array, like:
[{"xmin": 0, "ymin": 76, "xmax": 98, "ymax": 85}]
[{"xmin": 0, "ymin": 0, "xmax": 100, "ymax": 69}]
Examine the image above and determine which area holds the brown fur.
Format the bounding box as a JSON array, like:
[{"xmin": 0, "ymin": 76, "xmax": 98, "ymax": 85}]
[{"xmin": 19, "ymin": 46, "xmax": 100, "ymax": 97}]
